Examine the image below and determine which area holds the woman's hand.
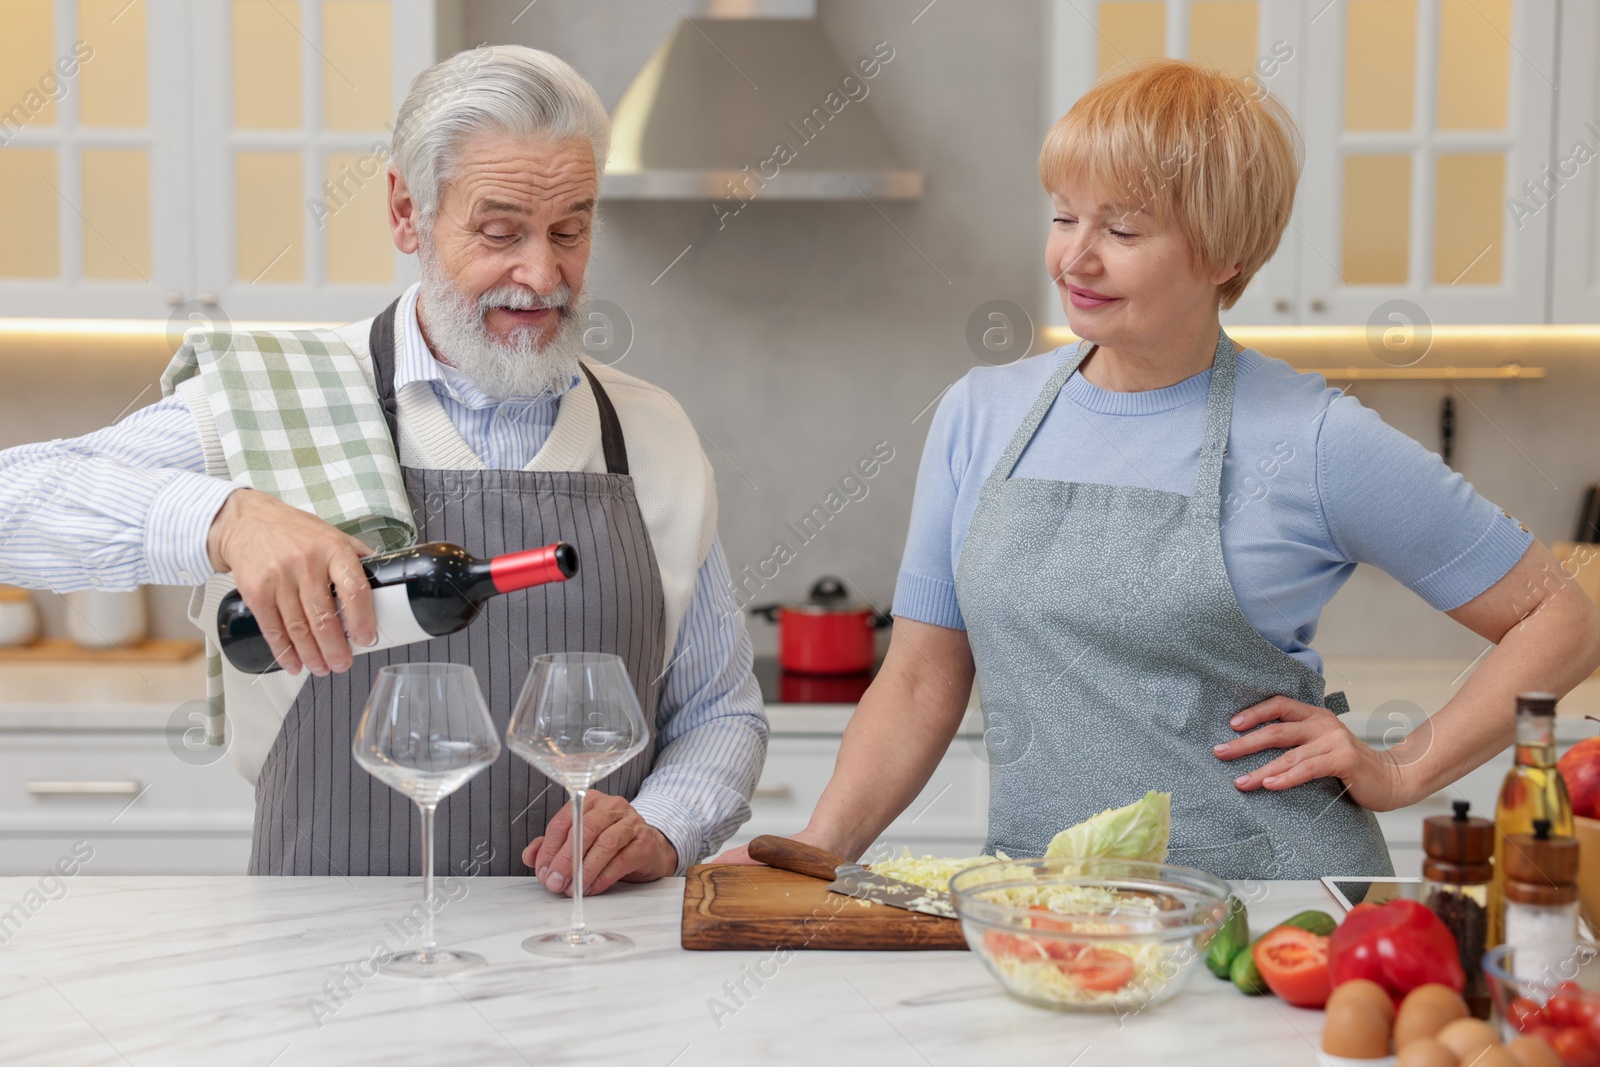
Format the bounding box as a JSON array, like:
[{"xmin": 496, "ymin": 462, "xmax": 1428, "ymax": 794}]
[{"xmin": 1212, "ymin": 695, "xmax": 1413, "ymax": 812}]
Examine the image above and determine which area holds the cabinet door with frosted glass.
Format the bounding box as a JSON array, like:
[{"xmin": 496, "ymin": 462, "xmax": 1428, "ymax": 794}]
[
  {"xmin": 1045, "ymin": 0, "xmax": 1558, "ymax": 327},
  {"xmin": 1043, "ymin": 0, "xmax": 1309, "ymax": 327},
  {"xmin": 1551, "ymin": 1, "xmax": 1600, "ymax": 324},
  {"xmin": 0, "ymin": 0, "xmax": 193, "ymax": 318},
  {"xmin": 1298, "ymin": 0, "xmax": 1556, "ymax": 325},
  {"xmin": 190, "ymin": 0, "xmax": 436, "ymax": 322}
]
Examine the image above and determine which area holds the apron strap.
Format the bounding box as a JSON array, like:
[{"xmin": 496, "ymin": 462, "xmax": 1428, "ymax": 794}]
[
  {"xmin": 989, "ymin": 343, "xmax": 1095, "ymax": 481},
  {"xmin": 367, "ymin": 296, "xmax": 631, "ymax": 477},
  {"xmin": 368, "ymin": 295, "xmax": 405, "ymax": 447},
  {"xmin": 580, "ymin": 364, "xmax": 631, "ymax": 477},
  {"xmin": 1191, "ymin": 330, "xmax": 1238, "ymax": 514},
  {"xmin": 988, "ymin": 331, "xmax": 1239, "ymax": 499}
]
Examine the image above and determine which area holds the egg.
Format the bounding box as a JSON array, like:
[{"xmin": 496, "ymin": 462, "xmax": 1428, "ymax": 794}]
[
  {"xmin": 1323, "ymin": 995, "xmax": 1393, "ymax": 1057},
  {"xmin": 1471, "ymin": 1048, "xmax": 1521, "ymax": 1067},
  {"xmin": 1334, "ymin": 979, "xmax": 1399, "ymax": 1025},
  {"xmin": 1435, "ymin": 1018, "xmax": 1501, "ymax": 1062},
  {"xmin": 1508, "ymin": 1036, "xmax": 1564, "ymax": 1067},
  {"xmin": 1394, "ymin": 985, "xmax": 1471, "ymax": 1046},
  {"xmin": 1395, "ymin": 1038, "xmax": 1461, "ymax": 1067}
]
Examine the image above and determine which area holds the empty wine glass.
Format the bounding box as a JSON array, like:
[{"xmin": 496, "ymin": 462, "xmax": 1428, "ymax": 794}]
[
  {"xmin": 507, "ymin": 652, "xmax": 648, "ymax": 959},
  {"xmin": 352, "ymin": 662, "xmax": 500, "ymax": 978}
]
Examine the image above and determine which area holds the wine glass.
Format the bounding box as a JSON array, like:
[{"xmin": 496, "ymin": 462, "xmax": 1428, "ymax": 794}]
[
  {"xmin": 507, "ymin": 652, "xmax": 648, "ymax": 959},
  {"xmin": 352, "ymin": 662, "xmax": 501, "ymax": 978}
]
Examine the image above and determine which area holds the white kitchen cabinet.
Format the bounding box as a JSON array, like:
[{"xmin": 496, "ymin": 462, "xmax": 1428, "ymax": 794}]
[
  {"xmin": 0, "ymin": 732, "xmax": 255, "ymax": 876},
  {"xmin": 1044, "ymin": 0, "xmax": 1567, "ymax": 325},
  {"xmin": 724, "ymin": 733, "xmax": 990, "ymax": 860},
  {"xmin": 0, "ymin": 0, "xmax": 435, "ymax": 321}
]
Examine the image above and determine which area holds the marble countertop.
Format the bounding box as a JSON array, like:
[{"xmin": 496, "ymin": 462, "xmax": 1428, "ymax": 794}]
[{"xmin": 0, "ymin": 874, "xmax": 1346, "ymax": 1066}]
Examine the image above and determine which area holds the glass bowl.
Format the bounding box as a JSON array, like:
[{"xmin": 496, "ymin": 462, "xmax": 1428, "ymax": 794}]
[
  {"xmin": 949, "ymin": 856, "xmax": 1231, "ymax": 1013},
  {"xmin": 1484, "ymin": 940, "xmax": 1600, "ymax": 1060}
]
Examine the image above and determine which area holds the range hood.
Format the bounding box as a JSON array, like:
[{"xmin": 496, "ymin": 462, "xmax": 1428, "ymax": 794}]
[{"xmin": 603, "ymin": 0, "xmax": 923, "ymax": 200}]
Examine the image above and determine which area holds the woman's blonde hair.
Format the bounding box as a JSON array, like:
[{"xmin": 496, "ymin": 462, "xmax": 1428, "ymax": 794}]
[{"xmin": 1039, "ymin": 59, "xmax": 1301, "ymax": 310}]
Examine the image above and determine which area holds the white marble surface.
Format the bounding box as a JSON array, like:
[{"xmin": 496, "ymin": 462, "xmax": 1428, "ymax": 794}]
[{"xmin": 0, "ymin": 874, "xmax": 1347, "ymax": 1066}]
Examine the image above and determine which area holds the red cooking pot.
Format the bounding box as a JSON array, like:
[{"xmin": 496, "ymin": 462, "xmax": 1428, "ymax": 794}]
[{"xmin": 750, "ymin": 577, "xmax": 892, "ymax": 676}]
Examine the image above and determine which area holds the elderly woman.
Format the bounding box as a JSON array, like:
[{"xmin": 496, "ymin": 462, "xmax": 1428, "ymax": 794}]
[{"xmin": 728, "ymin": 59, "xmax": 1600, "ymax": 879}]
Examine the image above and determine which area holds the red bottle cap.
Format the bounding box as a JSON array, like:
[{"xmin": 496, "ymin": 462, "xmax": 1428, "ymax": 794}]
[{"xmin": 489, "ymin": 542, "xmax": 578, "ymax": 593}]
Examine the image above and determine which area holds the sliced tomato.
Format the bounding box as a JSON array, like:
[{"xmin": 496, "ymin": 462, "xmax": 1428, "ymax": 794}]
[
  {"xmin": 1253, "ymin": 925, "xmax": 1332, "ymax": 1008},
  {"xmin": 1056, "ymin": 946, "xmax": 1135, "ymax": 992},
  {"xmin": 1029, "ymin": 905, "xmax": 1075, "ymax": 933},
  {"xmin": 983, "ymin": 929, "xmax": 1047, "ymax": 961}
]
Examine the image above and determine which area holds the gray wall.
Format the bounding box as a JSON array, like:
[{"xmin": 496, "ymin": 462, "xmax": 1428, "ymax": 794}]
[{"xmin": 461, "ymin": 0, "xmax": 1053, "ymax": 654}]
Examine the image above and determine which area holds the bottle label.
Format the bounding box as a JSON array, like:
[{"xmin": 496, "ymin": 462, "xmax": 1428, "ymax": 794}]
[{"xmin": 337, "ymin": 584, "xmax": 433, "ymax": 656}]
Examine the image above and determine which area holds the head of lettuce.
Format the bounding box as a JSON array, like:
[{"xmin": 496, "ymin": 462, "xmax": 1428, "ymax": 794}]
[{"xmin": 1045, "ymin": 791, "xmax": 1171, "ymax": 863}]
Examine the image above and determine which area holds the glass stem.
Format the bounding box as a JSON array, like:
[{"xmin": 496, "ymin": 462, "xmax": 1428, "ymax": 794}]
[
  {"xmin": 420, "ymin": 800, "xmax": 438, "ymax": 958},
  {"xmin": 569, "ymin": 787, "xmax": 588, "ymax": 943}
]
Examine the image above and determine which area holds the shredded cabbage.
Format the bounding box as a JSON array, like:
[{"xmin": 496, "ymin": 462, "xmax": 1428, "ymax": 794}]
[
  {"xmin": 868, "ymin": 852, "xmax": 1001, "ymax": 892},
  {"xmin": 988, "ymin": 939, "xmax": 1187, "ymax": 1009},
  {"xmin": 869, "ymin": 791, "xmax": 1173, "ymax": 892}
]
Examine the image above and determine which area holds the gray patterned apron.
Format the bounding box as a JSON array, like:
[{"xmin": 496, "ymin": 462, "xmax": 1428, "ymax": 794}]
[
  {"xmin": 953, "ymin": 331, "xmax": 1392, "ymax": 879},
  {"xmin": 249, "ymin": 299, "xmax": 667, "ymax": 876}
]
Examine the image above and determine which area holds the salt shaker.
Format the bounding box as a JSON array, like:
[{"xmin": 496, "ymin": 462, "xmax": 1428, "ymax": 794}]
[{"xmin": 1503, "ymin": 817, "xmax": 1581, "ymax": 987}]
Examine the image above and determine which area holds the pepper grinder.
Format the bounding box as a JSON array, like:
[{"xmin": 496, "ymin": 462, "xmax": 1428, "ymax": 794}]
[{"xmin": 1422, "ymin": 799, "xmax": 1494, "ymax": 1018}]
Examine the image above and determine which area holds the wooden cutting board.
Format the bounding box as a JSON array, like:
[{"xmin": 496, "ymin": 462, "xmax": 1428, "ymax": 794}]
[{"xmin": 681, "ymin": 863, "xmax": 968, "ymax": 951}]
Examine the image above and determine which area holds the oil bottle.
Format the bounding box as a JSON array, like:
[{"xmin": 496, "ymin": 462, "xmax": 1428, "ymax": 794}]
[{"xmin": 1488, "ymin": 692, "xmax": 1574, "ymax": 947}]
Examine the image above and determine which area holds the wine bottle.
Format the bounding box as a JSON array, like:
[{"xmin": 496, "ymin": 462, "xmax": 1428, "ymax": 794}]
[{"xmin": 216, "ymin": 540, "xmax": 578, "ymax": 674}]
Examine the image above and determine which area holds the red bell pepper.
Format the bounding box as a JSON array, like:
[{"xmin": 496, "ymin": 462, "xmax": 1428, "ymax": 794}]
[{"xmin": 1328, "ymin": 899, "xmax": 1465, "ymax": 1005}]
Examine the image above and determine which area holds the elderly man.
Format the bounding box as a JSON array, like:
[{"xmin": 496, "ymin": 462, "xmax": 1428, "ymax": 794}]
[{"xmin": 0, "ymin": 47, "xmax": 767, "ymax": 892}]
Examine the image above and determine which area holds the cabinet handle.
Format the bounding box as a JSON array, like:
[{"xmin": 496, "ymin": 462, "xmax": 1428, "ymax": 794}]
[
  {"xmin": 752, "ymin": 785, "xmax": 794, "ymax": 801},
  {"xmin": 26, "ymin": 780, "xmax": 143, "ymax": 796}
]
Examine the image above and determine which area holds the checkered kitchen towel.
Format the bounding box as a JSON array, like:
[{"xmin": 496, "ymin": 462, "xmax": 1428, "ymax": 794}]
[{"xmin": 162, "ymin": 327, "xmax": 416, "ymax": 743}]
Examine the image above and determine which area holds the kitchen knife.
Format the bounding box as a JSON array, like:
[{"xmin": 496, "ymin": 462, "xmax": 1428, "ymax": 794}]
[{"xmin": 746, "ymin": 835, "xmax": 958, "ymax": 919}]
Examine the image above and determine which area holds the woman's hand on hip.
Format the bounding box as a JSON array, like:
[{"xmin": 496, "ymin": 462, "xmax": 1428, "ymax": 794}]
[{"xmin": 1212, "ymin": 695, "xmax": 1411, "ymax": 812}]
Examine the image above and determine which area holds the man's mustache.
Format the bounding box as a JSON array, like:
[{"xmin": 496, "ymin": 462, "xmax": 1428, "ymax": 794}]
[{"xmin": 478, "ymin": 284, "xmax": 572, "ymax": 317}]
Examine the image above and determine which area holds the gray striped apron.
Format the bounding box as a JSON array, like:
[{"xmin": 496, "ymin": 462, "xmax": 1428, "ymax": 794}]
[
  {"xmin": 953, "ymin": 332, "xmax": 1392, "ymax": 879},
  {"xmin": 248, "ymin": 300, "xmax": 667, "ymax": 876}
]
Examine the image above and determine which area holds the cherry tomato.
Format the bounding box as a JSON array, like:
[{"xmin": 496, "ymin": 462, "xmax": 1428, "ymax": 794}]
[
  {"xmin": 1551, "ymin": 1025, "xmax": 1600, "ymax": 1067},
  {"xmin": 1551, "ymin": 984, "xmax": 1595, "ymax": 1029},
  {"xmin": 1507, "ymin": 995, "xmax": 1548, "ymax": 1033},
  {"xmin": 1253, "ymin": 925, "xmax": 1332, "ymax": 1008}
]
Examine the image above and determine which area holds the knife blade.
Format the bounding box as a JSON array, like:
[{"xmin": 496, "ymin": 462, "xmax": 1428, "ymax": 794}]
[{"xmin": 746, "ymin": 835, "xmax": 957, "ymax": 919}]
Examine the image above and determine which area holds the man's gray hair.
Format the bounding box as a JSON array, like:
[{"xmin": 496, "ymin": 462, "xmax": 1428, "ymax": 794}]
[{"xmin": 391, "ymin": 45, "xmax": 610, "ymax": 228}]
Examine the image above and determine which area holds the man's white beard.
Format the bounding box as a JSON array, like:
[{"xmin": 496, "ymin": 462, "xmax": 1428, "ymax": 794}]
[{"xmin": 416, "ymin": 241, "xmax": 587, "ymax": 401}]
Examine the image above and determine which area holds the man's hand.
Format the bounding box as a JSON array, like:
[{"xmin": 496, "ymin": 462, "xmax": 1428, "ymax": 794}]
[
  {"xmin": 1213, "ymin": 695, "xmax": 1412, "ymax": 812},
  {"xmin": 206, "ymin": 488, "xmax": 376, "ymax": 676},
  {"xmin": 522, "ymin": 790, "xmax": 679, "ymax": 895}
]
